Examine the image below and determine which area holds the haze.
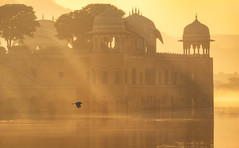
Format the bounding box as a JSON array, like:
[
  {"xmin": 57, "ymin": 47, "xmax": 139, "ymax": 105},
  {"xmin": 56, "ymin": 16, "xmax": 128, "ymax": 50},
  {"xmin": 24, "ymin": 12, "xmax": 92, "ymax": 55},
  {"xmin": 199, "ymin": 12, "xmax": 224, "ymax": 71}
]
[
  {"xmin": 1, "ymin": 0, "xmax": 239, "ymax": 36},
  {"xmin": 1, "ymin": 0, "xmax": 239, "ymax": 107},
  {"xmin": 0, "ymin": 1, "xmax": 239, "ymax": 147}
]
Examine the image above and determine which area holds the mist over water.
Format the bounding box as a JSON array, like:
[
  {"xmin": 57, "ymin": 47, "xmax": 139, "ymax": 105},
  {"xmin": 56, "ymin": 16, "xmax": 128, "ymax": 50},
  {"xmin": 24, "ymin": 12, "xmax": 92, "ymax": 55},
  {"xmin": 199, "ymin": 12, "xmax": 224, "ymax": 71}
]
[
  {"xmin": 1, "ymin": 107, "xmax": 238, "ymax": 148},
  {"xmin": 0, "ymin": 85, "xmax": 215, "ymax": 148},
  {"xmin": 214, "ymin": 73, "xmax": 239, "ymax": 108},
  {"xmin": 214, "ymin": 108, "xmax": 239, "ymax": 148},
  {"xmin": 1, "ymin": 94, "xmax": 239, "ymax": 148},
  {"xmin": 0, "ymin": 109, "xmax": 214, "ymax": 148}
]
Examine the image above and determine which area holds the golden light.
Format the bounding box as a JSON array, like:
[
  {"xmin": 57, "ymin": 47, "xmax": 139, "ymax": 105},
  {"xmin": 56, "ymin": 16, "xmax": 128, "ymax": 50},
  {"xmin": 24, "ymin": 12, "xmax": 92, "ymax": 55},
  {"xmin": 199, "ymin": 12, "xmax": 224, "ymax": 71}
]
[{"xmin": 53, "ymin": 0, "xmax": 239, "ymax": 36}]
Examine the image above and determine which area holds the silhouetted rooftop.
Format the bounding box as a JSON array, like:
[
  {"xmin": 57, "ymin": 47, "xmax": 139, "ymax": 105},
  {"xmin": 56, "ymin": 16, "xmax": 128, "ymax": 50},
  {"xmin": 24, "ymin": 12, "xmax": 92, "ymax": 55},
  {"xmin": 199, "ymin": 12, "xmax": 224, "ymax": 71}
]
[
  {"xmin": 92, "ymin": 8, "xmax": 126, "ymax": 33},
  {"xmin": 182, "ymin": 16, "xmax": 213, "ymax": 42},
  {"xmin": 125, "ymin": 13, "xmax": 163, "ymax": 43}
]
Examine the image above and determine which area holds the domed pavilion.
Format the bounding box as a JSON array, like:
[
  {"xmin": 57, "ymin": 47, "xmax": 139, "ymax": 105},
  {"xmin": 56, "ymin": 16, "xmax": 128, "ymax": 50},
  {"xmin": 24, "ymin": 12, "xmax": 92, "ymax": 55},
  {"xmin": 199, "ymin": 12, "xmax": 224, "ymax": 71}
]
[
  {"xmin": 90, "ymin": 8, "xmax": 163, "ymax": 54},
  {"xmin": 179, "ymin": 15, "xmax": 214, "ymax": 56},
  {"xmin": 90, "ymin": 8, "xmax": 127, "ymax": 52}
]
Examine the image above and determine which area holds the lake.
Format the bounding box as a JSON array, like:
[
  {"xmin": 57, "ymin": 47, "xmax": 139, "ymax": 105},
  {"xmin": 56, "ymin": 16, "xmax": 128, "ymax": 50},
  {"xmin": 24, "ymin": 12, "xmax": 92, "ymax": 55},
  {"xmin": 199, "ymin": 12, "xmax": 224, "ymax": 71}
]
[{"xmin": 0, "ymin": 108, "xmax": 238, "ymax": 148}]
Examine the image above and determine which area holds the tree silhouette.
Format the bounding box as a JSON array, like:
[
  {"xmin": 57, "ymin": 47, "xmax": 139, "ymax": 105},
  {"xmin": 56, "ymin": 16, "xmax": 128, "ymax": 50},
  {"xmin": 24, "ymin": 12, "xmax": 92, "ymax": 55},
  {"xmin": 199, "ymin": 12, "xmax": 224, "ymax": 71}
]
[
  {"xmin": 0, "ymin": 4, "xmax": 39, "ymax": 47},
  {"xmin": 54, "ymin": 4, "xmax": 125, "ymax": 49}
]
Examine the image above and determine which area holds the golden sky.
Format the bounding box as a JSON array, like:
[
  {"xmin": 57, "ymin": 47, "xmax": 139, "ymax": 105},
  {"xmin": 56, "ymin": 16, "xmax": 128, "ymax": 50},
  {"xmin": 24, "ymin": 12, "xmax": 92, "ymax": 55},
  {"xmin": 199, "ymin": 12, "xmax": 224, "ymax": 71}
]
[
  {"xmin": 53, "ymin": 0, "xmax": 239, "ymax": 36},
  {"xmin": 1, "ymin": 0, "xmax": 239, "ymax": 36}
]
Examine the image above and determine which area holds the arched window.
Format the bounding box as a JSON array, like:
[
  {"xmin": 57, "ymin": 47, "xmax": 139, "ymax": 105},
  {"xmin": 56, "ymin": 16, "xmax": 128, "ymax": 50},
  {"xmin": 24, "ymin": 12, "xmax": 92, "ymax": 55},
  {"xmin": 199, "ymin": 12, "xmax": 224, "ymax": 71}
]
[
  {"xmin": 109, "ymin": 36, "xmax": 120, "ymax": 50},
  {"xmin": 101, "ymin": 37, "xmax": 110, "ymax": 50},
  {"xmin": 100, "ymin": 36, "xmax": 121, "ymax": 50},
  {"xmin": 111, "ymin": 37, "xmax": 115, "ymax": 49}
]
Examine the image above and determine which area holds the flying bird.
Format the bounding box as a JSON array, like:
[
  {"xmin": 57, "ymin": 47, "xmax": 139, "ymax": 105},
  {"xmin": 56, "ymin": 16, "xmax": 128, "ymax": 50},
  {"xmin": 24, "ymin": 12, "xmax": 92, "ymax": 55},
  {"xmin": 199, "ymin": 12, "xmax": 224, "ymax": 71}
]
[{"xmin": 72, "ymin": 102, "xmax": 82, "ymax": 108}]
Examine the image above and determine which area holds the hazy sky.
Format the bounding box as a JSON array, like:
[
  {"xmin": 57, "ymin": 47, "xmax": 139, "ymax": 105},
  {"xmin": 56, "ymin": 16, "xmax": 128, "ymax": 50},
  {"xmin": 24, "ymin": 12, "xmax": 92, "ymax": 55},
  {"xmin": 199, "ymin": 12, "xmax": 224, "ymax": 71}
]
[
  {"xmin": 1, "ymin": 0, "xmax": 239, "ymax": 37},
  {"xmin": 1, "ymin": 0, "xmax": 239, "ymax": 73}
]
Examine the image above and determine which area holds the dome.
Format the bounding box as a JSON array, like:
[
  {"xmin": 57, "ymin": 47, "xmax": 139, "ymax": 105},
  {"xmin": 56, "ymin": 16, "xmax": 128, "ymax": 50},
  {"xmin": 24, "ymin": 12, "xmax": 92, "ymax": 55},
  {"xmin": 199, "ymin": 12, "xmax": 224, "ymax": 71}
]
[
  {"xmin": 125, "ymin": 13, "xmax": 163, "ymax": 43},
  {"xmin": 92, "ymin": 8, "xmax": 126, "ymax": 33},
  {"xmin": 184, "ymin": 18, "xmax": 209, "ymax": 34},
  {"xmin": 179, "ymin": 16, "xmax": 214, "ymax": 52},
  {"xmin": 182, "ymin": 17, "xmax": 211, "ymax": 42}
]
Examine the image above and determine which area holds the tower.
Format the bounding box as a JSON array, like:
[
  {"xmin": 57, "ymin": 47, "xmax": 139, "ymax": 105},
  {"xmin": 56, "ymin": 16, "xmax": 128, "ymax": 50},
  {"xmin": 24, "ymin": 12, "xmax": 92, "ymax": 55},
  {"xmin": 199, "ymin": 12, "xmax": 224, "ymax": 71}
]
[{"xmin": 179, "ymin": 15, "xmax": 214, "ymax": 56}]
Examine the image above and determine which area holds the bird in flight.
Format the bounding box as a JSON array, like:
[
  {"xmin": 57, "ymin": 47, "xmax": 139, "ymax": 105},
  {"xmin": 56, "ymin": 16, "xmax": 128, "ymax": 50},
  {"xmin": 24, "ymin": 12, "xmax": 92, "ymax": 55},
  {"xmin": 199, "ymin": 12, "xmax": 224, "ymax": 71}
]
[{"xmin": 72, "ymin": 102, "xmax": 82, "ymax": 108}]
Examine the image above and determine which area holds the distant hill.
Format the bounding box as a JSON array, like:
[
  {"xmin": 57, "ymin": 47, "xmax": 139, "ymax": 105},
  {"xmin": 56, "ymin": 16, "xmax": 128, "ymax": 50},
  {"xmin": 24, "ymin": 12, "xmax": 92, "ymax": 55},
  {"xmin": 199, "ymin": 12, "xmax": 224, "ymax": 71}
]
[
  {"xmin": 211, "ymin": 34, "xmax": 239, "ymax": 73},
  {"xmin": 23, "ymin": 20, "xmax": 68, "ymax": 50},
  {"xmin": 214, "ymin": 72, "xmax": 239, "ymax": 89},
  {"xmin": 157, "ymin": 32, "xmax": 181, "ymax": 54}
]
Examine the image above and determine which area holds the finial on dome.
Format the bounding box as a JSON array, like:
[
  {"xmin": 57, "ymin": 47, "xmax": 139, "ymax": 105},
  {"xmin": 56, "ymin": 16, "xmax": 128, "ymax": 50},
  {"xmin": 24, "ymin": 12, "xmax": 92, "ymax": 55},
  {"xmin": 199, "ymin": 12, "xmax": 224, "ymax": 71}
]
[{"xmin": 195, "ymin": 13, "xmax": 198, "ymax": 19}]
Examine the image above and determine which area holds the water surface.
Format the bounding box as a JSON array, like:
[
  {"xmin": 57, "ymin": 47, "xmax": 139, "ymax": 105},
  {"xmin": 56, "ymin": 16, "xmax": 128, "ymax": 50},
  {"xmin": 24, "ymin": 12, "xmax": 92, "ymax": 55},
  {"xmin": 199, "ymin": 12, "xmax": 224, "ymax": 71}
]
[{"xmin": 0, "ymin": 109, "xmax": 219, "ymax": 148}]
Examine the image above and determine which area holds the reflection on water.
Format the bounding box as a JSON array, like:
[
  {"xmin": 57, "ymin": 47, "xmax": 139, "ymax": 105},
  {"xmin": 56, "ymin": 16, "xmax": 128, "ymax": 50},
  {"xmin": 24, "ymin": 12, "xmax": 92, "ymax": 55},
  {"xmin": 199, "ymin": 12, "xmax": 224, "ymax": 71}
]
[
  {"xmin": 0, "ymin": 109, "xmax": 214, "ymax": 148},
  {"xmin": 214, "ymin": 108, "xmax": 239, "ymax": 148}
]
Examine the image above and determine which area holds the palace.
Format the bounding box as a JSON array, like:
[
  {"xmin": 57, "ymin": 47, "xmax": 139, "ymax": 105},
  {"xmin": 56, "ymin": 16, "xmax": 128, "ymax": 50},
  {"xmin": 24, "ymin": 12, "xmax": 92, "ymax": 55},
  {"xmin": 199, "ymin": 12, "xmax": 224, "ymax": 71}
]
[{"xmin": 0, "ymin": 8, "xmax": 213, "ymax": 116}]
